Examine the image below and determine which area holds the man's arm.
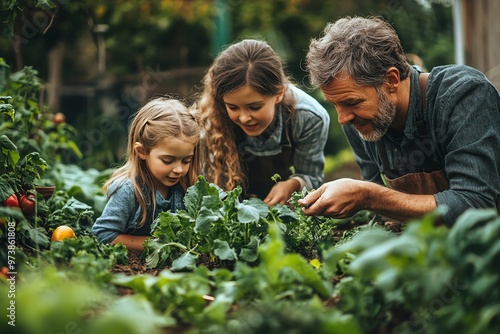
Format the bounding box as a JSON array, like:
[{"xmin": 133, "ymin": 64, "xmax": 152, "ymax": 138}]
[{"xmin": 298, "ymin": 178, "xmax": 437, "ymax": 221}]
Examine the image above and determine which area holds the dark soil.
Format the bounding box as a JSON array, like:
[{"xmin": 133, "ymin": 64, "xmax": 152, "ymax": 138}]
[{"xmin": 111, "ymin": 250, "xmax": 160, "ymax": 276}]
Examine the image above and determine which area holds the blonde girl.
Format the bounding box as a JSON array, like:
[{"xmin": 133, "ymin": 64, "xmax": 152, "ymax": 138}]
[
  {"xmin": 93, "ymin": 98, "xmax": 201, "ymax": 251},
  {"xmin": 198, "ymin": 39, "xmax": 330, "ymax": 205}
]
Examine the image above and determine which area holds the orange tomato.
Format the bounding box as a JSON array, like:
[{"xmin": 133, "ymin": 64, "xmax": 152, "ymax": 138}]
[
  {"xmin": 51, "ymin": 225, "xmax": 76, "ymax": 242},
  {"xmin": 52, "ymin": 112, "xmax": 66, "ymax": 125}
]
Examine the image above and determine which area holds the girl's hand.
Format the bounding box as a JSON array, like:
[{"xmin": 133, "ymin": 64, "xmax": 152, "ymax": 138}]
[{"xmin": 264, "ymin": 178, "xmax": 301, "ymax": 206}]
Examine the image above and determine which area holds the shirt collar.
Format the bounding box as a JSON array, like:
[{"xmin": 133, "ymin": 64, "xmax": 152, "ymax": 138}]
[{"xmin": 403, "ymin": 66, "xmax": 425, "ymax": 140}]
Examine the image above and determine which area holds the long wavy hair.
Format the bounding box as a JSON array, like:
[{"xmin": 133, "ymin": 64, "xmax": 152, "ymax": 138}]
[
  {"xmin": 103, "ymin": 98, "xmax": 201, "ymax": 227},
  {"xmin": 306, "ymin": 16, "xmax": 411, "ymax": 88},
  {"xmin": 197, "ymin": 39, "xmax": 296, "ymax": 192}
]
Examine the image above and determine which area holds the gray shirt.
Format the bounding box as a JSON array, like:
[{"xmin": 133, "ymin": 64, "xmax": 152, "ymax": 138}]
[
  {"xmin": 92, "ymin": 178, "xmax": 185, "ymax": 243},
  {"xmin": 343, "ymin": 65, "xmax": 500, "ymax": 225}
]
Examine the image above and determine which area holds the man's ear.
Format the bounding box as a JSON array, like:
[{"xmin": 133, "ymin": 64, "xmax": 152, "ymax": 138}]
[
  {"xmin": 134, "ymin": 142, "xmax": 147, "ymax": 160},
  {"xmin": 385, "ymin": 67, "xmax": 401, "ymax": 93}
]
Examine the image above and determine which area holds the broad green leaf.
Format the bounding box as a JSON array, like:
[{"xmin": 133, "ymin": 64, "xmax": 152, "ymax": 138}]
[
  {"xmin": 213, "ymin": 239, "xmax": 237, "ymax": 261},
  {"xmin": 171, "ymin": 251, "xmax": 198, "ymax": 271},
  {"xmin": 0, "ymin": 103, "xmax": 14, "ymax": 120},
  {"xmin": 280, "ymin": 253, "xmax": 333, "ymax": 298},
  {"xmin": 276, "ymin": 204, "xmax": 298, "ymax": 221},
  {"xmin": 318, "ymin": 310, "xmax": 362, "ymax": 334},
  {"xmin": 195, "ymin": 206, "xmax": 222, "ymax": 235},
  {"xmin": 242, "ymin": 197, "xmax": 269, "ymax": 218},
  {"xmin": 201, "ymin": 194, "xmax": 223, "ymax": 209},
  {"xmin": 448, "ymin": 209, "xmax": 498, "ymax": 244},
  {"xmin": 150, "ymin": 212, "xmax": 177, "ymax": 239},
  {"xmin": 0, "ymin": 206, "xmax": 24, "ymax": 219},
  {"xmin": 113, "ymin": 273, "xmax": 164, "ymax": 293},
  {"xmin": 0, "ymin": 179, "xmax": 15, "ymax": 201},
  {"xmin": 349, "ymin": 235, "xmax": 424, "ymax": 276},
  {"xmin": 0, "ymin": 134, "xmax": 18, "ymax": 151},
  {"xmin": 322, "ymin": 227, "xmax": 392, "ymax": 270},
  {"xmin": 236, "ymin": 201, "xmax": 262, "ymax": 224},
  {"xmin": 184, "ymin": 176, "xmax": 221, "ymax": 217},
  {"xmin": 239, "ymin": 236, "xmax": 259, "ymax": 262},
  {"xmin": 21, "ymin": 224, "xmax": 50, "ymax": 248},
  {"xmin": 469, "ymin": 274, "xmax": 499, "ymax": 298},
  {"xmin": 143, "ymin": 240, "xmax": 171, "ymax": 268},
  {"xmin": 87, "ymin": 294, "xmax": 176, "ymax": 333}
]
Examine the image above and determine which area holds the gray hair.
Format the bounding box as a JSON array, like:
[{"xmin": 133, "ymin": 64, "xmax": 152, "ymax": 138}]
[{"xmin": 306, "ymin": 16, "xmax": 411, "ymax": 87}]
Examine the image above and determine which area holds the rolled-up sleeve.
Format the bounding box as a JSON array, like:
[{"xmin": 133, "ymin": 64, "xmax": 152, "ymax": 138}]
[{"xmin": 92, "ymin": 180, "xmax": 137, "ymax": 244}]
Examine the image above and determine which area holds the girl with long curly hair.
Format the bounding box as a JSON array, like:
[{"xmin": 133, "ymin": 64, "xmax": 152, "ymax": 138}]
[{"xmin": 198, "ymin": 39, "xmax": 330, "ymax": 205}]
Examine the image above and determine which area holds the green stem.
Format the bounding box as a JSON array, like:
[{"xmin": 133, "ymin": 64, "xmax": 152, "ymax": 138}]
[{"xmin": 163, "ymin": 242, "xmax": 199, "ymax": 256}]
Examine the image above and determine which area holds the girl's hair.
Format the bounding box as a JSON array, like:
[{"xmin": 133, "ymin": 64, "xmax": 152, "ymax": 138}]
[
  {"xmin": 103, "ymin": 97, "xmax": 201, "ymax": 227},
  {"xmin": 198, "ymin": 39, "xmax": 296, "ymax": 191},
  {"xmin": 306, "ymin": 16, "xmax": 411, "ymax": 87}
]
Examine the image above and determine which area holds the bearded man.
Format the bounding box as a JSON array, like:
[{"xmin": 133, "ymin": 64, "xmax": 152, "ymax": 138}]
[{"xmin": 299, "ymin": 16, "xmax": 500, "ymax": 226}]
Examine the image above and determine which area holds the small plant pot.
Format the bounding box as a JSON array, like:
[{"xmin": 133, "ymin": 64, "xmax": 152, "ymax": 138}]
[{"xmin": 35, "ymin": 186, "xmax": 56, "ymax": 200}]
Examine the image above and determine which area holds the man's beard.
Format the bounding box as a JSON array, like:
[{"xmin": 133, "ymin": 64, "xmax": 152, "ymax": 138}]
[{"xmin": 356, "ymin": 87, "xmax": 397, "ymax": 142}]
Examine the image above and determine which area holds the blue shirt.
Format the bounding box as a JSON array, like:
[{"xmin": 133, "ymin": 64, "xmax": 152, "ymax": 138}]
[
  {"xmin": 242, "ymin": 84, "xmax": 330, "ymax": 189},
  {"xmin": 92, "ymin": 178, "xmax": 185, "ymax": 244},
  {"xmin": 343, "ymin": 65, "xmax": 500, "ymax": 225}
]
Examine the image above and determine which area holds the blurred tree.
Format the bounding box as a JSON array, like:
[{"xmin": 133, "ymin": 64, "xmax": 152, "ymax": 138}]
[{"xmin": 0, "ymin": 0, "xmax": 455, "ymax": 164}]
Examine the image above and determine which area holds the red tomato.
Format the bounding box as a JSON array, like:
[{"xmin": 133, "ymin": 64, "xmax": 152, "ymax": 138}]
[
  {"xmin": 3, "ymin": 194, "xmax": 19, "ymax": 208},
  {"xmin": 20, "ymin": 194, "xmax": 36, "ymax": 217},
  {"xmin": 0, "ymin": 266, "xmax": 8, "ymax": 278}
]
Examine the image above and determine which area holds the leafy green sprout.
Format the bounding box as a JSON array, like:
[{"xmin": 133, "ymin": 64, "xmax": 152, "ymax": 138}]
[
  {"xmin": 271, "ymin": 173, "xmax": 281, "ymax": 183},
  {"xmin": 271, "ymin": 166, "xmax": 295, "ymax": 184}
]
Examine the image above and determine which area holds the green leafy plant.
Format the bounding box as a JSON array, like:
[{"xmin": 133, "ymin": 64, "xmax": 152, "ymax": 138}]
[{"xmin": 142, "ymin": 176, "xmax": 293, "ymax": 270}]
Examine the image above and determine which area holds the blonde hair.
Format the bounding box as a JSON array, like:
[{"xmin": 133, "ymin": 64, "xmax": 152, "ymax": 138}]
[
  {"xmin": 103, "ymin": 97, "xmax": 201, "ymax": 227},
  {"xmin": 198, "ymin": 39, "xmax": 295, "ymax": 192}
]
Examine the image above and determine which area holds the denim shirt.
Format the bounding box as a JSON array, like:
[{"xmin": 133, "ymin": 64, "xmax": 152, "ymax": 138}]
[
  {"xmin": 343, "ymin": 65, "xmax": 500, "ymax": 225},
  {"xmin": 92, "ymin": 178, "xmax": 185, "ymax": 244},
  {"xmin": 242, "ymin": 84, "xmax": 330, "ymax": 189}
]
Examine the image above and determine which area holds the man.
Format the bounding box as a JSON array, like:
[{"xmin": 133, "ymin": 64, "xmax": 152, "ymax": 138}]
[{"xmin": 298, "ymin": 16, "xmax": 500, "ymax": 226}]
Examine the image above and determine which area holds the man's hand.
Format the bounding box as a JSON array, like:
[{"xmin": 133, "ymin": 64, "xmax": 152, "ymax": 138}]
[
  {"xmin": 264, "ymin": 178, "xmax": 301, "ymax": 206},
  {"xmin": 297, "ymin": 178, "xmax": 366, "ymax": 217},
  {"xmin": 297, "ymin": 178, "xmax": 438, "ymax": 222}
]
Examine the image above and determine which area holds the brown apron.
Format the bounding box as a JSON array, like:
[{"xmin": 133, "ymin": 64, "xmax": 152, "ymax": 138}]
[
  {"xmin": 377, "ymin": 73, "xmax": 449, "ymax": 195},
  {"xmin": 379, "ymin": 161, "xmax": 449, "ymax": 195},
  {"xmin": 238, "ymin": 114, "xmax": 294, "ymax": 199}
]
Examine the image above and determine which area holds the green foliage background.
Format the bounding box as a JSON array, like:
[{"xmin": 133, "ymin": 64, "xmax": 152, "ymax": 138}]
[{"xmin": 0, "ymin": 0, "xmax": 454, "ymax": 169}]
